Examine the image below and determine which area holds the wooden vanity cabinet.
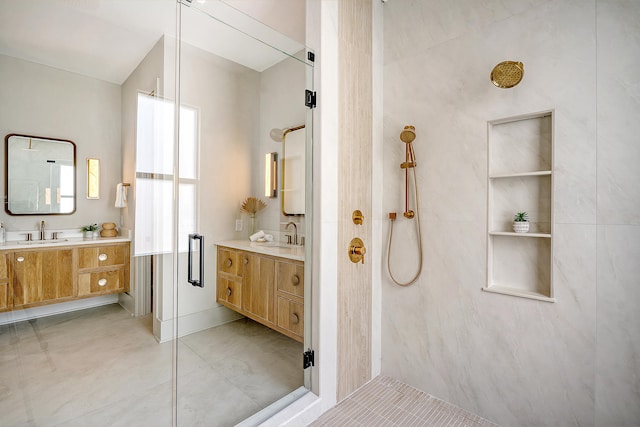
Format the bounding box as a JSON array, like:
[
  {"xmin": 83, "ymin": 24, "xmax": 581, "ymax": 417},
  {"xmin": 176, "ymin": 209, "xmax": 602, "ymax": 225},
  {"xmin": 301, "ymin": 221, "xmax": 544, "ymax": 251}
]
[
  {"xmin": 0, "ymin": 241, "xmax": 130, "ymax": 312},
  {"xmin": 13, "ymin": 248, "xmax": 74, "ymax": 308},
  {"xmin": 216, "ymin": 246, "xmax": 304, "ymax": 342}
]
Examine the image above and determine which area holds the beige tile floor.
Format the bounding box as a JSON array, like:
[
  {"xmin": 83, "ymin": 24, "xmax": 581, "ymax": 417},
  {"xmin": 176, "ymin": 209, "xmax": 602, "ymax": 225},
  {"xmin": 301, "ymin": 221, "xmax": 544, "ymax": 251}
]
[
  {"xmin": 0, "ymin": 304, "xmax": 303, "ymax": 427},
  {"xmin": 310, "ymin": 376, "xmax": 500, "ymax": 427}
]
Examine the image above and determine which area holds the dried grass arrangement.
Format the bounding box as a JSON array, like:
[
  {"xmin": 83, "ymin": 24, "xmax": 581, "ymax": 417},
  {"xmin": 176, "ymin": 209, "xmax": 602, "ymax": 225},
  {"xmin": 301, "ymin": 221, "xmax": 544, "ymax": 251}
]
[{"xmin": 240, "ymin": 197, "xmax": 267, "ymax": 215}]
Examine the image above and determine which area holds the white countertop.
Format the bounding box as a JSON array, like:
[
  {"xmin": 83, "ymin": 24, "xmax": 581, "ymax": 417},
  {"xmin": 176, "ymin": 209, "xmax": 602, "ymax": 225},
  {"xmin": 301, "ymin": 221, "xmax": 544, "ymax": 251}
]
[
  {"xmin": 0, "ymin": 236, "xmax": 131, "ymax": 251},
  {"xmin": 216, "ymin": 240, "xmax": 304, "ymax": 262}
]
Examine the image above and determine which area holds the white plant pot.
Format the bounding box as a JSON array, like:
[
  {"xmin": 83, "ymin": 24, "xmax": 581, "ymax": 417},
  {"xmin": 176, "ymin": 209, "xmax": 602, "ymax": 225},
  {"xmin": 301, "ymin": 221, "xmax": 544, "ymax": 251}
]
[{"xmin": 513, "ymin": 221, "xmax": 530, "ymax": 233}]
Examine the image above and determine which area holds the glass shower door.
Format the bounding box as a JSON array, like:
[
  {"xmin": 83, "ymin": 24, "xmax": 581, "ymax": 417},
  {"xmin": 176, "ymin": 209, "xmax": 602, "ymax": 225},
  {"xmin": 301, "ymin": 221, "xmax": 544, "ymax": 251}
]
[{"xmin": 172, "ymin": 1, "xmax": 314, "ymax": 425}]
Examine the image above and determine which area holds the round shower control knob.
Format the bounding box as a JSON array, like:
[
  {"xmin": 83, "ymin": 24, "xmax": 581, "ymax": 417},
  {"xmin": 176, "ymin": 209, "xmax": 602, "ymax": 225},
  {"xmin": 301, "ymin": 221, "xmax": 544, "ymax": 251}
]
[{"xmin": 348, "ymin": 238, "xmax": 367, "ymax": 264}]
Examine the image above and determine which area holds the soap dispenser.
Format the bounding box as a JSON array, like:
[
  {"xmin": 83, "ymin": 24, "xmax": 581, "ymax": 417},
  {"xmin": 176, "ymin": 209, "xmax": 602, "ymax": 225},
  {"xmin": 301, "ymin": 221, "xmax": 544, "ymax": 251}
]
[{"xmin": 0, "ymin": 222, "xmax": 5, "ymax": 243}]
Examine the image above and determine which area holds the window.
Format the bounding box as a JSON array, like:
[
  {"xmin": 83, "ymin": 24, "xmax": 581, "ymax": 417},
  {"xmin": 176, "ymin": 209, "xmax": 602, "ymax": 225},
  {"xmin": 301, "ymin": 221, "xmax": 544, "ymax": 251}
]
[{"xmin": 134, "ymin": 93, "xmax": 198, "ymax": 255}]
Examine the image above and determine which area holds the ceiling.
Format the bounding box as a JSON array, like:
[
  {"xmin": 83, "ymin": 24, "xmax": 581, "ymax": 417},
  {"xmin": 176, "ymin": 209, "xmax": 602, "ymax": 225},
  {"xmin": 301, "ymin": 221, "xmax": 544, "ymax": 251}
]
[{"xmin": 0, "ymin": 0, "xmax": 306, "ymax": 85}]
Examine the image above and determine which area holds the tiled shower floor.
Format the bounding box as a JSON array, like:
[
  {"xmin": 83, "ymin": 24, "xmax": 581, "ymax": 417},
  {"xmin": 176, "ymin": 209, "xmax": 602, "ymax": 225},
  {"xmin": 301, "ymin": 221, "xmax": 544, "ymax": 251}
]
[{"xmin": 310, "ymin": 376, "xmax": 500, "ymax": 427}]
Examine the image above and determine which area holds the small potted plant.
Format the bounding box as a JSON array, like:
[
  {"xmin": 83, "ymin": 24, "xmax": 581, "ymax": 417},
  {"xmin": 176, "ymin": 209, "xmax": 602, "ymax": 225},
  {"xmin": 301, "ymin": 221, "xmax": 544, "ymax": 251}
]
[
  {"xmin": 81, "ymin": 223, "xmax": 100, "ymax": 238},
  {"xmin": 513, "ymin": 212, "xmax": 529, "ymax": 233}
]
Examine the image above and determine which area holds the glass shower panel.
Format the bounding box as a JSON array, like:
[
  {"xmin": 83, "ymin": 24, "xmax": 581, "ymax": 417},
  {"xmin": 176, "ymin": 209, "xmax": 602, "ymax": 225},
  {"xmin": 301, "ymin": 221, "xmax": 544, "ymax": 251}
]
[{"xmin": 173, "ymin": 1, "xmax": 314, "ymax": 425}]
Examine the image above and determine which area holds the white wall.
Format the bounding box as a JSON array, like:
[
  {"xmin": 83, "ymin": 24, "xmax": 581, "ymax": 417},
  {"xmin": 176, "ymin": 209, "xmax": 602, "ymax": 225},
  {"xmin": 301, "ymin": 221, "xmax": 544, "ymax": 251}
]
[
  {"xmin": 253, "ymin": 53, "xmax": 307, "ymax": 239},
  {"xmin": 381, "ymin": 1, "xmax": 639, "ymax": 426},
  {"xmin": 0, "ymin": 55, "xmax": 122, "ymax": 233}
]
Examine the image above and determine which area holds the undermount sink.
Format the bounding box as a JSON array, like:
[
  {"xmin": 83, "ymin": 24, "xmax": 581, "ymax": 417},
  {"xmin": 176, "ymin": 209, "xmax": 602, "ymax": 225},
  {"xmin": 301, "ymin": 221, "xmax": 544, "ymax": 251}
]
[
  {"xmin": 17, "ymin": 239, "xmax": 69, "ymax": 245},
  {"xmin": 254, "ymin": 242, "xmax": 299, "ymax": 250}
]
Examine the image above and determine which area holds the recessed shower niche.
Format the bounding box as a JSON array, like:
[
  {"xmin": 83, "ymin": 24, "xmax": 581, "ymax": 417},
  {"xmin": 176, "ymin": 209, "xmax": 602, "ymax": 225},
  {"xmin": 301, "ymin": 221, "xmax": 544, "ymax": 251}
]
[{"xmin": 485, "ymin": 111, "xmax": 555, "ymax": 302}]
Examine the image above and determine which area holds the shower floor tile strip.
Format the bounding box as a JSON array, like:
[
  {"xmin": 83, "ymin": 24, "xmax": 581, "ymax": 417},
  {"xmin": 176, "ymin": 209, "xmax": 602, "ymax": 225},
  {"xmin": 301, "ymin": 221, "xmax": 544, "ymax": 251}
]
[{"xmin": 309, "ymin": 376, "xmax": 500, "ymax": 427}]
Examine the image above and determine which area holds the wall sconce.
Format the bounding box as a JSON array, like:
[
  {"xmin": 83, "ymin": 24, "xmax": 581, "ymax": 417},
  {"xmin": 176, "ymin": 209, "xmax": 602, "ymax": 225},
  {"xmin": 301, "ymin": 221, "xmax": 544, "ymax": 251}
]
[
  {"xmin": 87, "ymin": 158, "xmax": 100, "ymax": 199},
  {"xmin": 264, "ymin": 152, "xmax": 277, "ymax": 198}
]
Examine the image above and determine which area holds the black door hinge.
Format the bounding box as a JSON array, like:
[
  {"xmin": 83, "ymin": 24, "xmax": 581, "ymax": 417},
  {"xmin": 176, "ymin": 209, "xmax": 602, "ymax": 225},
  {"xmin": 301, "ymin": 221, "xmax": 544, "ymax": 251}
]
[
  {"xmin": 305, "ymin": 90, "xmax": 317, "ymax": 109},
  {"xmin": 307, "ymin": 51, "xmax": 315, "ymax": 62},
  {"xmin": 303, "ymin": 348, "xmax": 315, "ymax": 369}
]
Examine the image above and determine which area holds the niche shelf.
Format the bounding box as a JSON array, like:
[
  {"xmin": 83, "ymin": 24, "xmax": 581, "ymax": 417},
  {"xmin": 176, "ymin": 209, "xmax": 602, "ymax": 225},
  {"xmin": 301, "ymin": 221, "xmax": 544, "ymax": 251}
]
[{"xmin": 485, "ymin": 110, "xmax": 555, "ymax": 302}]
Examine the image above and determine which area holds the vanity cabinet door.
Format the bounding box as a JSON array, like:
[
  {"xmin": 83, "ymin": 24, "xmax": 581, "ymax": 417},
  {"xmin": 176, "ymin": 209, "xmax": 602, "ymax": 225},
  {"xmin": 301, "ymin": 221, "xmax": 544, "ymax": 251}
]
[
  {"xmin": 0, "ymin": 252, "xmax": 9, "ymax": 311},
  {"xmin": 217, "ymin": 276, "xmax": 242, "ymax": 310},
  {"xmin": 277, "ymin": 260, "xmax": 304, "ymax": 298},
  {"xmin": 276, "ymin": 296, "xmax": 304, "ymax": 339},
  {"xmin": 242, "ymin": 253, "xmax": 275, "ymax": 324},
  {"xmin": 13, "ymin": 249, "xmax": 74, "ymax": 307}
]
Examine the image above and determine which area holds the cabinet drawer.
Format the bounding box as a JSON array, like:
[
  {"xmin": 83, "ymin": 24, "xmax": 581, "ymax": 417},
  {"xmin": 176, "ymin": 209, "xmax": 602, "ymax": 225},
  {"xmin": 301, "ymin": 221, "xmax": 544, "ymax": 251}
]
[
  {"xmin": 277, "ymin": 261, "xmax": 303, "ymax": 297},
  {"xmin": 277, "ymin": 296, "xmax": 303, "ymax": 339},
  {"xmin": 0, "ymin": 282, "xmax": 8, "ymax": 311},
  {"xmin": 218, "ymin": 248, "xmax": 242, "ymax": 277},
  {"xmin": 78, "ymin": 245, "xmax": 126, "ymax": 269},
  {"xmin": 78, "ymin": 269, "xmax": 124, "ymax": 296},
  {"xmin": 217, "ymin": 276, "xmax": 242, "ymax": 309}
]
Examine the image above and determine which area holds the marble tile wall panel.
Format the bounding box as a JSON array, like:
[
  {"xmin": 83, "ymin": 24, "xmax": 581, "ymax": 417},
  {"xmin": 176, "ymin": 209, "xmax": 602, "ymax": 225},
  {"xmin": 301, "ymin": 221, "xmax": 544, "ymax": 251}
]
[
  {"xmin": 596, "ymin": 0, "xmax": 640, "ymax": 225},
  {"xmin": 595, "ymin": 225, "xmax": 640, "ymax": 425},
  {"xmin": 382, "ymin": 0, "xmax": 602, "ymax": 425}
]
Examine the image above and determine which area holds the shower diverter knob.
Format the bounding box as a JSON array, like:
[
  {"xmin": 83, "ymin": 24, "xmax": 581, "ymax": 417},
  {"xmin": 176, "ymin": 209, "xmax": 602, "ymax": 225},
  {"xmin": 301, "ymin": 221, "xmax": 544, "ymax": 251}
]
[{"xmin": 348, "ymin": 238, "xmax": 367, "ymax": 264}]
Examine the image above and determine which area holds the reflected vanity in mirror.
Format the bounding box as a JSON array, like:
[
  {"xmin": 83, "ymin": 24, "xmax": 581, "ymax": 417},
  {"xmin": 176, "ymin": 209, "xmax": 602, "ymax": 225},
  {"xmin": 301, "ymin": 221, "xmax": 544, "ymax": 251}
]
[
  {"xmin": 5, "ymin": 134, "xmax": 76, "ymax": 215},
  {"xmin": 281, "ymin": 126, "xmax": 306, "ymax": 215}
]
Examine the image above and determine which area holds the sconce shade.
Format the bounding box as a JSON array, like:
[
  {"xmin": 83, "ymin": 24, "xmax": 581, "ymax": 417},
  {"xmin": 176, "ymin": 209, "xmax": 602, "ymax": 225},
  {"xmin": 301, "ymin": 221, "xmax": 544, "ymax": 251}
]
[
  {"xmin": 87, "ymin": 158, "xmax": 100, "ymax": 199},
  {"xmin": 265, "ymin": 152, "xmax": 277, "ymax": 198}
]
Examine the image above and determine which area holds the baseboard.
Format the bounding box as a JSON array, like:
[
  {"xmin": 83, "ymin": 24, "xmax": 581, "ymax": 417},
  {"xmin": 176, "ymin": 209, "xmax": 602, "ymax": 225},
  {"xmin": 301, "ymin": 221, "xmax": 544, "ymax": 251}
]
[
  {"xmin": 153, "ymin": 304, "xmax": 244, "ymax": 343},
  {"xmin": 0, "ymin": 295, "xmax": 120, "ymax": 325}
]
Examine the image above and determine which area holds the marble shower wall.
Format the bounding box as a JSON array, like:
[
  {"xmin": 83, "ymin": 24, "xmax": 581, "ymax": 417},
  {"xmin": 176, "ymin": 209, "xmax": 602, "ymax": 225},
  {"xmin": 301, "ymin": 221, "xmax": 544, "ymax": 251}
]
[{"xmin": 382, "ymin": 0, "xmax": 639, "ymax": 426}]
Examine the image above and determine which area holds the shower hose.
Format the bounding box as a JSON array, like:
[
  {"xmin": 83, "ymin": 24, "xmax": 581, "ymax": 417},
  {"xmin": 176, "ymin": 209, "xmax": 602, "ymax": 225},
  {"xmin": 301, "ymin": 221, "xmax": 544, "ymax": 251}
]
[{"xmin": 386, "ymin": 163, "xmax": 424, "ymax": 287}]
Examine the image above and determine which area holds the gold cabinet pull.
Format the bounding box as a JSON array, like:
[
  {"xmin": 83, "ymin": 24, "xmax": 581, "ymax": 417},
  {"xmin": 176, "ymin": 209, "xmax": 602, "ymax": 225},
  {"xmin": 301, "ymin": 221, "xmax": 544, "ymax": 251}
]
[
  {"xmin": 98, "ymin": 278, "xmax": 107, "ymax": 287},
  {"xmin": 98, "ymin": 253, "xmax": 108, "ymax": 262},
  {"xmin": 243, "ymin": 257, "xmax": 249, "ymax": 265},
  {"xmin": 225, "ymin": 258, "xmax": 232, "ymax": 268},
  {"xmin": 226, "ymin": 287, "xmax": 232, "ymax": 296},
  {"xmin": 291, "ymin": 274, "xmax": 300, "ymax": 286},
  {"xmin": 16, "ymin": 256, "xmax": 24, "ymax": 262},
  {"xmin": 291, "ymin": 313, "xmax": 300, "ymax": 324},
  {"xmin": 348, "ymin": 237, "xmax": 367, "ymax": 264}
]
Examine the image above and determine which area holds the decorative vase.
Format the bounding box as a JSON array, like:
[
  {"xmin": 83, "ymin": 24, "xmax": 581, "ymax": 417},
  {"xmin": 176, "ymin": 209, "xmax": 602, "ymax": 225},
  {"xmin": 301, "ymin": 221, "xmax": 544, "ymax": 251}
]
[
  {"xmin": 83, "ymin": 231, "xmax": 94, "ymax": 238},
  {"xmin": 248, "ymin": 213, "xmax": 256, "ymax": 238},
  {"xmin": 513, "ymin": 221, "xmax": 530, "ymax": 233}
]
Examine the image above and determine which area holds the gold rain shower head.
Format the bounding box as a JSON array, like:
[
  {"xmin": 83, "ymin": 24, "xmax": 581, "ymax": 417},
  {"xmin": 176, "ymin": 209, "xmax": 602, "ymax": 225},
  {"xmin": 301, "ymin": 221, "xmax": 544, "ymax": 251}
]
[{"xmin": 490, "ymin": 61, "xmax": 524, "ymax": 88}]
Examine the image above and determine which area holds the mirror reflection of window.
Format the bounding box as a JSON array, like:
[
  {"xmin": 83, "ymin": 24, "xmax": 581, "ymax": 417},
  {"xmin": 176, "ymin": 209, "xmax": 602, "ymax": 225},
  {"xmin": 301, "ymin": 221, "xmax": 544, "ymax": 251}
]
[
  {"xmin": 60, "ymin": 164, "xmax": 75, "ymax": 212},
  {"xmin": 282, "ymin": 128, "xmax": 305, "ymax": 215}
]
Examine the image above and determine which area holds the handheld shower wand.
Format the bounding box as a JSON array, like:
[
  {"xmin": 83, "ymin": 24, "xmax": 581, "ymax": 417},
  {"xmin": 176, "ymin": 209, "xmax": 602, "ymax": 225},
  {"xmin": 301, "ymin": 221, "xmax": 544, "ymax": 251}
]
[
  {"xmin": 400, "ymin": 125, "xmax": 416, "ymax": 218},
  {"xmin": 387, "ymin": 125, "xmax": 423, "ymax": 287}
]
